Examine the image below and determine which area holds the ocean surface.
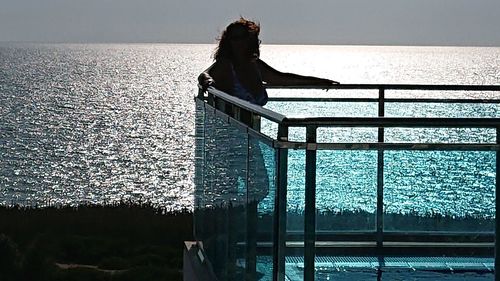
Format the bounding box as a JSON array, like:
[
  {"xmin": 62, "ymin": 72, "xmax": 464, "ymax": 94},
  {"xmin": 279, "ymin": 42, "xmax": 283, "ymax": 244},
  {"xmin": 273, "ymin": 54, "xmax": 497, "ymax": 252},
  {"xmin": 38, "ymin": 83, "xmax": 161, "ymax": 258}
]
[{"xmin": 1, "ymin": 43, "xmax": 500, "ymax": 211}]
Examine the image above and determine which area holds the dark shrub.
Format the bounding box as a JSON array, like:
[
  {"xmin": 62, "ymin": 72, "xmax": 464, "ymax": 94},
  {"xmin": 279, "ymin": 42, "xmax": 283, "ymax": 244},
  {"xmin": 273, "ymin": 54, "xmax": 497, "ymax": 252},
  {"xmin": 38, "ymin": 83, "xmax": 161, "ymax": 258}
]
[
  {"xmin": 0, "ymin": 234, "xmax": 22, "ymax": 280},
  {"xmin": 98, "ymin": 256, "xmax": 131, "ymax": 270}
]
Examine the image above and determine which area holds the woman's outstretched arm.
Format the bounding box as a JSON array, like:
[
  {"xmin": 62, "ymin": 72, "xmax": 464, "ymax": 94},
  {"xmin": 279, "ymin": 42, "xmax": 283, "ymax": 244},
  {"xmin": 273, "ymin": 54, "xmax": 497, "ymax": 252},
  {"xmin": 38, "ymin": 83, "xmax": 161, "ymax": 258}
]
[{"xmin": 257, "ymin": 59, "xmax": 339, "ymax": 87}]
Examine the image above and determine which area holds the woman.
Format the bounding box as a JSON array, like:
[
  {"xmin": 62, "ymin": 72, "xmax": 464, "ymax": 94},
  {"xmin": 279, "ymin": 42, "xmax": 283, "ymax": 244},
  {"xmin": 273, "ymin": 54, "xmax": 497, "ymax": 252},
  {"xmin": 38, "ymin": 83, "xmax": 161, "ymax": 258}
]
[
  {"xmin": 197, "ymin": 18, "xmax": 340, "ymax": 280},
  {"xmin": 198, "ymin": 17, "xmax": 339, "ymax": 105}
]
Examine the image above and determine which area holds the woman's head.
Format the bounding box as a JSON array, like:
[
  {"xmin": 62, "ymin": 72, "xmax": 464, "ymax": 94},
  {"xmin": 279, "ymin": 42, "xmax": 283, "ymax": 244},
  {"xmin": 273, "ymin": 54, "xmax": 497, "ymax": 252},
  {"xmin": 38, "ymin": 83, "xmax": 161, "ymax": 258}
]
[{"xmin": 214, "ymin": 17, "xmax": 261, "ymax": 61}]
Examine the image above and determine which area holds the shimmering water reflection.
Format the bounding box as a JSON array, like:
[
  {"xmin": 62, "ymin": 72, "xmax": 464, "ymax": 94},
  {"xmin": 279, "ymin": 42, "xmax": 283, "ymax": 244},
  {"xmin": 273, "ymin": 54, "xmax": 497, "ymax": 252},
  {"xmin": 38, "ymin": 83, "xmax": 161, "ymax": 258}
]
[
  {"xmin": 1, "ymin": 44, "xmax": 499, "ymax": 210},
  {"xmin": 0, "ymin": 43, "xmax": 213, "ymax": 209}
]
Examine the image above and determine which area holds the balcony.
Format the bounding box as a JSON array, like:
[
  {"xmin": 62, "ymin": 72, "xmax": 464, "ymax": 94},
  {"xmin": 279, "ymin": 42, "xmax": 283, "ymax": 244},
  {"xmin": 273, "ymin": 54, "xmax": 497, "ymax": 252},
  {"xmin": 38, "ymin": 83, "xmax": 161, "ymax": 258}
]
[{"xmin": 192, "ymin": 84, "xmax": 500, "ymax": 281}]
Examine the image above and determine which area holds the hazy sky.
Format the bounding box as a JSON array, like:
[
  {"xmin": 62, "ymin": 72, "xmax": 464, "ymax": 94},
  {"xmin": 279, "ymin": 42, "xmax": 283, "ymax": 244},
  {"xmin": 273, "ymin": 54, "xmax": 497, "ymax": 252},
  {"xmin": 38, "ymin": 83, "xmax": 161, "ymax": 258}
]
[{"xmin": 1, "ymin": 0, "xmax": 499, "ymax": 46}]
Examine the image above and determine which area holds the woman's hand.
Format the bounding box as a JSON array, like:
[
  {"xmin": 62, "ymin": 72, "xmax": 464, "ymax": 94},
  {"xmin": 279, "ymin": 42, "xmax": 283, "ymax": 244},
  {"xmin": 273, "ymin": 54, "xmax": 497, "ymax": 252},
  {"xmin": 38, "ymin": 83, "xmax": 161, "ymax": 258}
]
[
  {"xmin": 198, "ymin": 72, "xmax": 215, "ymax": 91},
  {"xmin": 317, "ymin": 78, "xmax": 339, "ymax": 91},
  {"xmin": 318, "ymin": 78, "xmax": 340, "ymax": 86}
]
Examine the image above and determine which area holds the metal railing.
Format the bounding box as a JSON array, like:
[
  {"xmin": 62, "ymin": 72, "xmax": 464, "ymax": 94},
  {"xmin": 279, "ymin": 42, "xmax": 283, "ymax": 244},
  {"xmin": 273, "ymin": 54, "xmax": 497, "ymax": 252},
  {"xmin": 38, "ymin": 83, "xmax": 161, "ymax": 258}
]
[{"xmin": 196, "ymin": 84, "xmax": 500, "ymax": 281}]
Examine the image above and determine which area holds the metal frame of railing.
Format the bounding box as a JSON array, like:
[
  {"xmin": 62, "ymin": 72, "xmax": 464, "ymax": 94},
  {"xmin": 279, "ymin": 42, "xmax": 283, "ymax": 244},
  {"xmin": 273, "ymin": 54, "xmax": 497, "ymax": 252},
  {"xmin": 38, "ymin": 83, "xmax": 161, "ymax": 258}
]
[{"xmin": 196, "ymin": 84, "xmax": 500, "ymax": 281}]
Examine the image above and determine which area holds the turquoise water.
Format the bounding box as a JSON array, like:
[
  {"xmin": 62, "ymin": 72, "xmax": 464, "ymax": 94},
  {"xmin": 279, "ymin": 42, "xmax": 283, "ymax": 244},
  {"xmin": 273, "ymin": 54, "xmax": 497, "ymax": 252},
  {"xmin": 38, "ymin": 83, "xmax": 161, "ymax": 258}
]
[{"xmin": 258, "ymin": 98, "xmax": 499, "ymax": 220}]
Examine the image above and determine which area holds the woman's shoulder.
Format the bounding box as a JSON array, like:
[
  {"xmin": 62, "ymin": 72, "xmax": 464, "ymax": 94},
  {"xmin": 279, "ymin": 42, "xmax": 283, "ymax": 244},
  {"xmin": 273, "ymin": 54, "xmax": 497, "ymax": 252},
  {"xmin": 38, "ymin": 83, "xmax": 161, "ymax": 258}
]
[
  {"xmin": 211, "ymin": 58, "xmax": 233, "ymax": 72},
  {"xmin": 207, "ymin": 59, "xmax": 234, "ymax": 92}
]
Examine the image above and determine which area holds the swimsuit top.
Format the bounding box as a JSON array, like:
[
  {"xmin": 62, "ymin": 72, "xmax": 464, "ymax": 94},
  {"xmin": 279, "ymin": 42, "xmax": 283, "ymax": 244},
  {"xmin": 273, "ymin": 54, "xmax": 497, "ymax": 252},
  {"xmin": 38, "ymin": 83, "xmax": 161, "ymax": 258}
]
[{"xmin": 231, "ymin": 64, "xmax": 268, "ymax": 106}]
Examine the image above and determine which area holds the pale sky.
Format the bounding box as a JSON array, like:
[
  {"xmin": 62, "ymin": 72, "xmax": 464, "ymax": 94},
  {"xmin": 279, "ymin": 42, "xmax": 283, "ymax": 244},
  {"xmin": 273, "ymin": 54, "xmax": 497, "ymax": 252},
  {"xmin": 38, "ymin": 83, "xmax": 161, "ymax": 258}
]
[{"xmin": 0, "ymin": 0, "xmax": 499, "ymax": 46}]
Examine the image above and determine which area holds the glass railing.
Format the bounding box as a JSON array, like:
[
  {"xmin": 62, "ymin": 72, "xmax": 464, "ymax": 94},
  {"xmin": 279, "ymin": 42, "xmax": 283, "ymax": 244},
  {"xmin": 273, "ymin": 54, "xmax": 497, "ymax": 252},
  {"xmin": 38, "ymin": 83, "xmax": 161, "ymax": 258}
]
[{"xmin": 194, "ymin": 84, "xmax": 500, "ymax": 281}]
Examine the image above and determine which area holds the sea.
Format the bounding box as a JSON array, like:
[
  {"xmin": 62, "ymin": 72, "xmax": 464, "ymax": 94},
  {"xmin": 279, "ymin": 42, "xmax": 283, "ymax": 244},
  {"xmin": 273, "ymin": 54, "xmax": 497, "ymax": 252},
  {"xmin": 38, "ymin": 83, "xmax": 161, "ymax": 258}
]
[{"xmin": 1, "ymin": 43, "xmax": 500, "ymax": 211}]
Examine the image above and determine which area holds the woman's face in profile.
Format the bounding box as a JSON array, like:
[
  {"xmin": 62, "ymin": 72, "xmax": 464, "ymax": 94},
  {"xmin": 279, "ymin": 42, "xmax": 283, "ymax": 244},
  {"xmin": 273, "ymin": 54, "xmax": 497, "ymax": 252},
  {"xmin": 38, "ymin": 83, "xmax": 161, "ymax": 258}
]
[{"xmin": 229, "ymin": 26, "xmax": 260, "ymax": 61}]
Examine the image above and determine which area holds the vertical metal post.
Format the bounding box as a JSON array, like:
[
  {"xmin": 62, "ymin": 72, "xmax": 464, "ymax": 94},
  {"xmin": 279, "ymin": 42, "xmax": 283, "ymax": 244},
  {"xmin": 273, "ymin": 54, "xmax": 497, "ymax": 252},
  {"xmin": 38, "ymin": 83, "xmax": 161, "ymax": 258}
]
[
  {"xmin": 274, "ymin": 125, "xmax": 288, "ymax": 281},
  {"xmin": 495, "ymin": 127, "xmax": 500, "ymax": 280},
  {"xmin": 207, "ymin": 92, "xmax": 214, "ymax": 106},
  {"xmin": 376, "ymin": 88, "xmax": 385, "ymax": 253},
  {"xmin": 252, "ymin": 113, "xmax": 262, "ymax": 133},
  {"xmin": 304, "ymin": 126, "xmax": 317, "ymax": 281},
  {"xmin": 233, "ymin": 106, "xmax": 241, "ymax": 121},
  {"xmin": 215, "ymin": 96, "xmax": 224, "ymax": 111}
]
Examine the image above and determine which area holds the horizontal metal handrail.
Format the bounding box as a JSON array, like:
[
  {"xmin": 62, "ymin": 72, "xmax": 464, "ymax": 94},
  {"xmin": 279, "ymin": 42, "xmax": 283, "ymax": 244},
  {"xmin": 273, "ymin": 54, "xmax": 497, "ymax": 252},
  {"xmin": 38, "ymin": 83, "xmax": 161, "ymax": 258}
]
[
  {"xmin": 265, "ymin": 84, "xmax": 500, "ymax": 91},
  {"xmin": 204, "ymin": 86, "xmax": 288, "ymax": 124},
  {"xmin": 203, "ymin": 84, "xmax": 500, "ymax": 129},
  {"xmin": 268, "ymin": 97, "xmax": 500, "ymax": 103},
  {"xmin": 283, "ymin": 117, "xmax": 500, "ymax": 128},
  {"xmin": 275, "ymin": 142, "xmax": 500, "ymax": 151}
]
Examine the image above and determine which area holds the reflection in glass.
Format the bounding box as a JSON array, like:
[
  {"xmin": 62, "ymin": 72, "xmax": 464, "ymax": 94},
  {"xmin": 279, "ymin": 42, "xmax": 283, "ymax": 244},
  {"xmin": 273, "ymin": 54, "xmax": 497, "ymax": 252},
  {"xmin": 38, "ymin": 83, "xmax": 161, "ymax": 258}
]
[
  {"xmin": 195, "ymin": 106, "xmax": 248, "ymax": 280},
  {"xmin": 249, "ymin": 136, "xmax": 276, "ymax": 280}
]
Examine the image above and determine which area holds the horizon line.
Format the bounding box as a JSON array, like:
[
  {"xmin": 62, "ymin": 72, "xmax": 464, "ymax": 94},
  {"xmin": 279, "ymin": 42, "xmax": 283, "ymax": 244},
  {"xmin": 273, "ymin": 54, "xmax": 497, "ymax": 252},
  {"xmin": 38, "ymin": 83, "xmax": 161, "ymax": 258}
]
[{"xmin": 1, "ymin": 40, "xmax": 499, "ymax": 48}]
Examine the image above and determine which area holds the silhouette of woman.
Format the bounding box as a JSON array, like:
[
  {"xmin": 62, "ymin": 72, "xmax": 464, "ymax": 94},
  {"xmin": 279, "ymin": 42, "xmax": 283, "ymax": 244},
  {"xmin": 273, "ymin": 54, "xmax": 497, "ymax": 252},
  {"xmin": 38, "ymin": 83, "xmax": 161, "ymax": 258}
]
[
  {"xmin": 197, "ymin": 17, "xmax": 339, "ymax": 280},
  {"xmin": 198, "ymin": 17, "xmax": 339, "ymax": 104}
]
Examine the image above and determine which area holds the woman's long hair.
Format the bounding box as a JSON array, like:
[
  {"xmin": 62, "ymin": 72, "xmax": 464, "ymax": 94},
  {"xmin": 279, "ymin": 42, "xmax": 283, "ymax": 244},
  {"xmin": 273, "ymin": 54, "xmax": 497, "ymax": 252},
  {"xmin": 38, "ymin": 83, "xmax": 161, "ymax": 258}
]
[{"xmin": 213, "ymin": 17, "xmax": 260, "ymax": 61}]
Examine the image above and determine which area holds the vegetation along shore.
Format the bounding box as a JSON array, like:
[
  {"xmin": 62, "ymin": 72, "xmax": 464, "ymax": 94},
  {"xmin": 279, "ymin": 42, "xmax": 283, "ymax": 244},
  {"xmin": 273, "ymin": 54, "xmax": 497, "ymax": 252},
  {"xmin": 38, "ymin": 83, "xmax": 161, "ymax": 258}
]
[{"xmin": 0, "ymin": 203, "xmax": 192, "ymax": 281}]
